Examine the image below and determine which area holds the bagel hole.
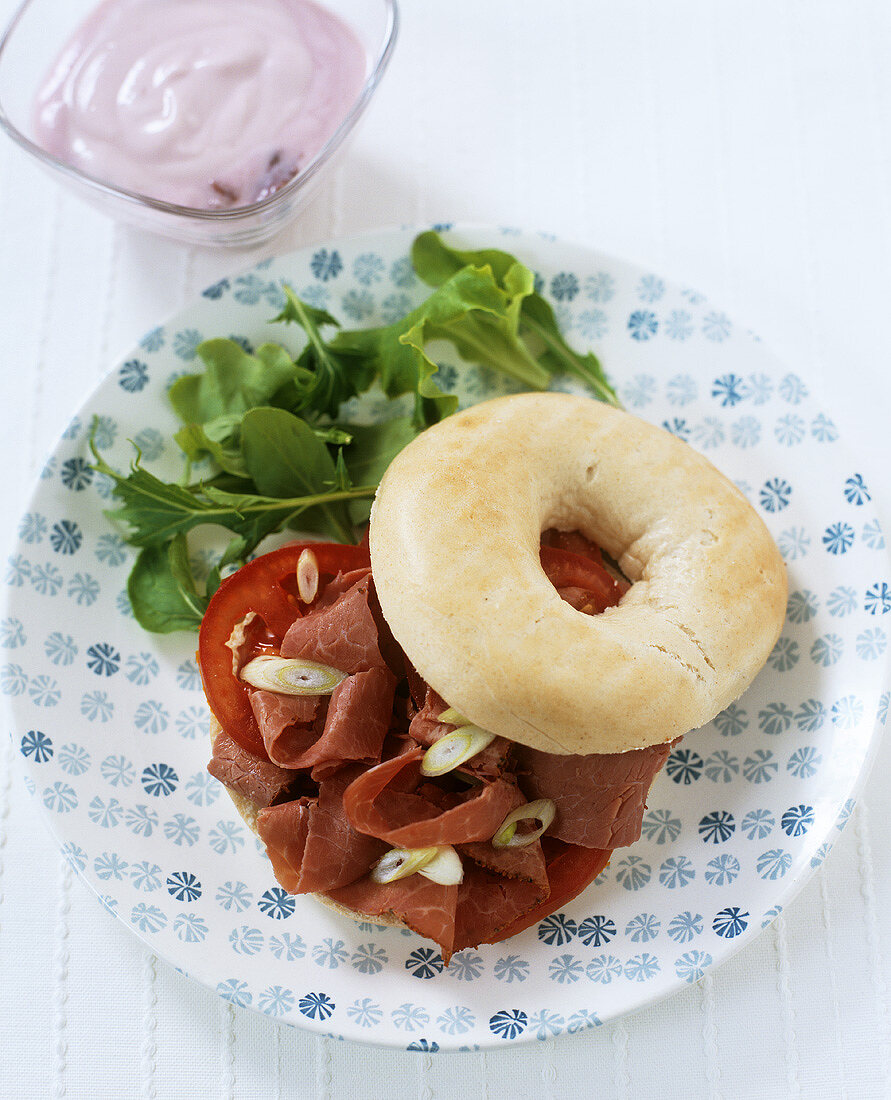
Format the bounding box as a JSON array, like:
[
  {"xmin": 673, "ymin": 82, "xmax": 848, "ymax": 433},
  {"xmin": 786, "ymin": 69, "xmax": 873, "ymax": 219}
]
[{"xmin": 539, "ymin": 528, "xmax": 631, "ymax": 615}]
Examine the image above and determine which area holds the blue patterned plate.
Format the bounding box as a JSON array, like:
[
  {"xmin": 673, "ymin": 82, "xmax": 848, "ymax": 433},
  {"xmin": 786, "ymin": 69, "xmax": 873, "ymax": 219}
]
[{"xmin": 3, "ymin": 226, "xmax": 889, "ymax": 1049}]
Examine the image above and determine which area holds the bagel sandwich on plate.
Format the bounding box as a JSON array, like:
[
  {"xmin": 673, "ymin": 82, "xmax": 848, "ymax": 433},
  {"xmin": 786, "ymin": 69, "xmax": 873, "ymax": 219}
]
[{"xmin": 201, "ymin": 393, "xmax": 787, "ymax": 960}]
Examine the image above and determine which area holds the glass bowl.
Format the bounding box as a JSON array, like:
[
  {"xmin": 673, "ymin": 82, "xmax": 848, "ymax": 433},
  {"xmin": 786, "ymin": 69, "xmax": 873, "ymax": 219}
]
[{"xmin": 0, "ymin": 0, "xmax": 398, "ymax": 246}]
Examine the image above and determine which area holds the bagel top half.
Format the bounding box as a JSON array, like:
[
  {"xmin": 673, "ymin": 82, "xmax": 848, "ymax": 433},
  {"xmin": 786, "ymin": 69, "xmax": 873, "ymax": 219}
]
[{"xmin": 369, "ymin": 392, "xmax": 787, "ymax": 756}]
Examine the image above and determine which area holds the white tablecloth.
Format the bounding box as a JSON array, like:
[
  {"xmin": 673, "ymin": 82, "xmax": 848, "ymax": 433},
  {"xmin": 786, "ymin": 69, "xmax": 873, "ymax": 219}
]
[{"xmin": 2, "ymin": 1, "xmax": 890, "ymax": 1096}]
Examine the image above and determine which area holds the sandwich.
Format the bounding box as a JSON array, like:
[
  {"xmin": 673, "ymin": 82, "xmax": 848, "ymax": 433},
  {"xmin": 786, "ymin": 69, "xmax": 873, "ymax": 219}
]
[{"xmin": 203, "ymin": 393, "xmax": 787, "ymax": 961}]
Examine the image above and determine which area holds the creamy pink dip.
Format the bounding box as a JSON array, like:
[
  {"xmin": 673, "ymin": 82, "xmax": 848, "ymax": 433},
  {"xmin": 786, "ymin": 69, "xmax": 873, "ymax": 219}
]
[{"xmin": 33, "ymin": 0, "xmax": 366, "ymax": 209}]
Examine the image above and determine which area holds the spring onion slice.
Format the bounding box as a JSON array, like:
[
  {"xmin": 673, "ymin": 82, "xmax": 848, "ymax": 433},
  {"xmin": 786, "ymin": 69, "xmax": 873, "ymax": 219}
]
[
  {"xmin": 370, "ymin": 845, "xmax": 463, "ymax": 886},
  {"xmin": 417, "ymin": 845, "xmax": 463, "ymax": 885},
  {"xmin": 296, "ymin": 548, "xmax": 319, "ymax": 603},
  {"xmin": 491, "ymin": 799, "xmax": 556, "ymax": 848},
  {"xmin": 437, "ymin": 706, "xmax": 470, "ymax": 726},
  {"xmin": 420, "ymin": 725, "xmax": 497, "ymax": 776},
  {"xmin": 240, "ymin": 654, "xmax": 346, "ymax": 695}
]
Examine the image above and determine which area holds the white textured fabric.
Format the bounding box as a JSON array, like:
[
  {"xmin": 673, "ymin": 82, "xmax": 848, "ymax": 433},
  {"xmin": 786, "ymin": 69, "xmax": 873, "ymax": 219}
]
[{"xmin": 1, "ymin": 1, "xmax": 890, "ymax": 1096}]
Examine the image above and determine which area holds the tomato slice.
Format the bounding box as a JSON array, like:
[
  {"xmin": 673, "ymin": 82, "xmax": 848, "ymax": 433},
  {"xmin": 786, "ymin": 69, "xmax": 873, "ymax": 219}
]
[
  {"xmin": 198, "ymin": 541, "xmax": 370, "ymax": 756},
  {"xmin": 539, "ymin": 544, "xmax": 628, "ymax": 612},
  {"xmin": 490, "ymin": 844, "xmax": 611, "ymax": 944},
  {"xmin": 540, "ymin": 528, "xmax": 604, "ymax": 560}
]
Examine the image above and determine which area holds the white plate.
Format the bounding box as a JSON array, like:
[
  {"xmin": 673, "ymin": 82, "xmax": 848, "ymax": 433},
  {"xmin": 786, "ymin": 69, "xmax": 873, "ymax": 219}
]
[{"xmin": 3, "ymin": 225, "xmax": 889, "ymax": 1050}]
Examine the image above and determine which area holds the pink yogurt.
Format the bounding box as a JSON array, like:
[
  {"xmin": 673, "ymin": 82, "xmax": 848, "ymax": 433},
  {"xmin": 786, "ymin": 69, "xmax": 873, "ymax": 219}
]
[{"xmin": 33, "ymin": 0, "xmax": 367, "ymax": 209}]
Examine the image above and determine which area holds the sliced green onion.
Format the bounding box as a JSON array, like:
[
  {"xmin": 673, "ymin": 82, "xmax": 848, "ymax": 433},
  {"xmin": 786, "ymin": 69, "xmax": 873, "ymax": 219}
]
[
  {"xmin": 491, "ymin": 799, "xmax": 556, "ymax": 848},
  {"xmin": 296, "ymin": 548, "xmax": 319, "ymax": 604},
  {"xmin": 420, "ymin": 726, "xmax": 497, "ymax": 777},
  {"xmin": 240, "ymin": 655, "xmax": 346, "ymax": 695},
  {"xmin": 371, "ymin": 846, "xmax": 436, "ymax": 884},
  {"xmin": 437, "ymin": 706, "xmax": 470, "ymax": 726},
  {"xmin": 370, "ymin": 845, "xmax": 464, "ymax": 886},
  {"xmin": 417, "ymin": 845, "xmax": 463, "ymax": 885}
]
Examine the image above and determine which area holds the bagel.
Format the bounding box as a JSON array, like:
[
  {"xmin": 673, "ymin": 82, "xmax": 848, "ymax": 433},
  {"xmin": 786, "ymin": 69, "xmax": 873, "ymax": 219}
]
[{"xmin": 369, "ymin": 392, "xmax": 787, "ymax": 755}]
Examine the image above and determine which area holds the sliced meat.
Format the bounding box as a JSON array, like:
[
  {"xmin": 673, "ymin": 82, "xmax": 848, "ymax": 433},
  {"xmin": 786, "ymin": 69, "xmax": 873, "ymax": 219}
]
[
  {"xmin": 257, "ymin": 797, "xmax": 311, "ymax": 891},
  {"xmin": 250, "ymin": 690, "xmax": 322, "ymax": 765},
  {"xmin": 207, "ymin": 728, "xmax": 296, "ymax": 807},
  {"xmin": 514, "ymin": 742, "xmax": 673, "ymax": 849},
  {"xmin": 327, "ymin": 874, "xmax": 459, "ymax": 961},
  {"xmin": 312, "ymin": 667, "xmax": 395, "ymax": 769},
  {"xmin": 343, "ymin": 745, "xmax": 518, "ymax": 848},
  {"xmin": 267, "ymin": 667, "xmax": 396, "ymax": 775},
  {"xmin": 257, "ymin": 767, "xmax": 386, "ymax": 894},
  {"xmin": 457, "ymin": 778, "xmax": 548, "ymax": 889},
  {"xmin": 452, "ymin": 863, "xmax": 550, "ymax": 954},
  {"xmin": 314, "ymin": 568, "xmax": 372, "ymax": 609},
  {"xmin": 304, "ymin": 769, "xmax": 388, "ymax": 889},
  {"xmin": 281, "ymin": 573, "xmax": 388, "ymax": 675},
  {"xmin": 210, "ymin": 531, "xmax": 660, "ymax": 966},
  {"xmin": 459, "ymin": 838, "xmax": 549, "ymax": 890},
  {"xmin": 490, "ymin": 843, "xmax": 611, "ymax": 944},
  {"xmin": 406, "ymin": 687, "xmax": 450, "ymax": 746},
  {"xmin": 404, "ymin": 686, "xmax": 451, "ymax": 748},
  {"xmin": 408, "ymin": 687, "xmax": 512, "ymax": 778},
  {"xmin": 363, "ymin": 574, "xmax": 406, "ymax": 677}
]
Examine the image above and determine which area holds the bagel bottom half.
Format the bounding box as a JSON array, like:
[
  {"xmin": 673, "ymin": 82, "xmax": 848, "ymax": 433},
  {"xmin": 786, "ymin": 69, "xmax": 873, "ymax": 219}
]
[{"xmin": 208, "ymin": 718, "xmax": 405, "ymax": 929}]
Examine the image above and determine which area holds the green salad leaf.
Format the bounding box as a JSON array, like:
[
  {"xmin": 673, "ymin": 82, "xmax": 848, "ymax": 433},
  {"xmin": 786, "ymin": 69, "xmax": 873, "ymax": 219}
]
[
  {"xmin": 169, "ymin": 339, "xmax": 297, "ymax": 423},
  {"xmin": 341, "ymin": 418, "xmax": 418, "ymax": 487},
  {"xmin": 411, "ymin": 231, "xmax": 620, "ymax": 406},
  {"xmin": 93, "ymin": 231, "xmax": 619, "ymax": 633},
  {"xmin": 271, "ymin": 287, "xmax": 374, "ymax": 419},
  {"xmin": 331, "ymin": 261, "xmax": 551, "ymax": 427},
  {"xmin": 91, "ymin": 438, "xmax": 374, "ymax": 551},
  {"xmin": 175, "ymin": 414, "xmax": 248, "ymax": 478},
  {"xmin": 240, "ymin": 407, "xmax": 355, "ymax": 543},
  {"xmin": 127, "ymin": 535, "xmax": 209, "ymax": 633}
]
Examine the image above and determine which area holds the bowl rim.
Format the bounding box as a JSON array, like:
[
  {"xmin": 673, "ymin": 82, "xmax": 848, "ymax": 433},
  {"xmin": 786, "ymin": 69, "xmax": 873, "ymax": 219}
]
[{"xmin": 0, "ymin": 0, "xmax": 399, "ymax": 221}]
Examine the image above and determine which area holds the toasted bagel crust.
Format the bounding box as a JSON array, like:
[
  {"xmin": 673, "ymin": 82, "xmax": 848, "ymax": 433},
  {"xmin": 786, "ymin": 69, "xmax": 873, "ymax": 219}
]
[{"xmin": 369, "ymin": 393, "xmax": 787, "ymax": 754}]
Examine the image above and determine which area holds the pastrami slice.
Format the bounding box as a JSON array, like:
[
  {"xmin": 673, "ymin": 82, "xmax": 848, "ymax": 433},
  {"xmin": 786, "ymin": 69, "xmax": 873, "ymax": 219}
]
[
  {"xmin": 328, "ymin": 874, "xmax": 459, "ymax": 961},
  {"xmin": 258, "ymin": 768, "xmax": 386, "ymax": 895},
  {"xmin": 452, "ymin": 864, "xmax": 550, "ymax": 955},
  {"xmin": 343, "ymin": 746, "xmax": 519, "ymax": 848},
  {"xmin": 207, "ymin": 727, "xmax": 296, "ymax": 807},
  {"xmin": 250, "ymin": 690, "xmax": 322, "ymax": 764},
  {"xmin": 408, "ymin": 686, "xmax": 512, "ymax": 777},
  {"xmin": 281, "ymin": 573, "xmax": 390, "ymax": 674},
  {"xmin": 252, "ymin": 667, "xmax": 396, "ymax": 773},
  {"xmin": 514, "ymin": 741, "xmax": 673, "ymax": 849}
]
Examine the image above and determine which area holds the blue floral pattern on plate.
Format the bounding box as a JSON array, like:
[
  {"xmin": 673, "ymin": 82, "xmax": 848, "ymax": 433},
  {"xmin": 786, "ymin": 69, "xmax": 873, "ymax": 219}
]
[{"xmin": 2, "ymin": 226, "xmax": 889, "ymax": 1049}]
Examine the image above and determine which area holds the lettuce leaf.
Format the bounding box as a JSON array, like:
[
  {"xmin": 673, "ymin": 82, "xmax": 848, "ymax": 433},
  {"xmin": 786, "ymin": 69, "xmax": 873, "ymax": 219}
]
[
  {"xmin": 169, "ymin": 339, "xmax": 297, "ymax": 423},
  {"xmin": 331, "ymin": 262, "xmax": 550, "ymax": 427},
  {"xmin": 411, "ymin": 231, "xmax": 620, "ymax": 406}
]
